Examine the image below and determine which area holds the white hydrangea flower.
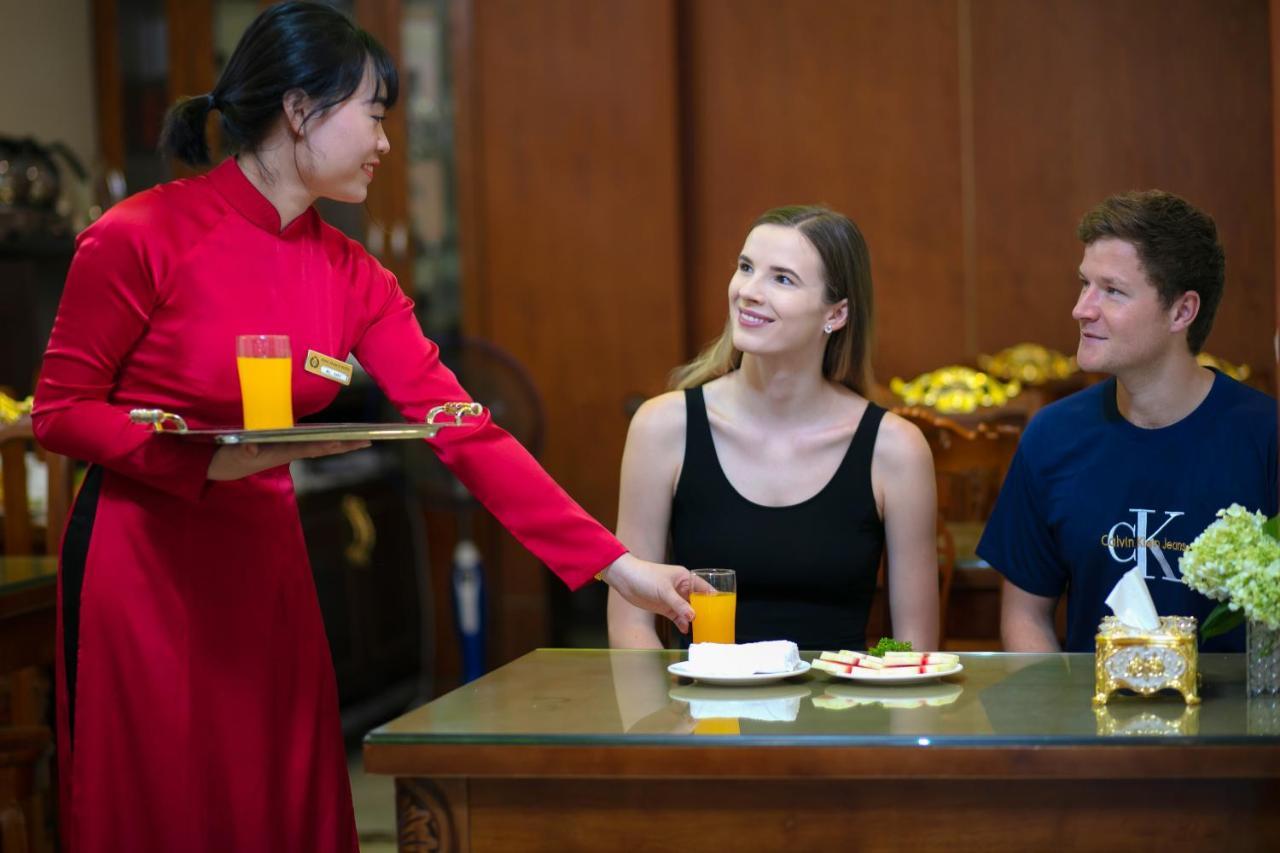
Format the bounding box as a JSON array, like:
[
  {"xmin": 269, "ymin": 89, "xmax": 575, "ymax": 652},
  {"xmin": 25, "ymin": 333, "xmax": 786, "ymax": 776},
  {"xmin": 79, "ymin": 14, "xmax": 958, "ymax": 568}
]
[{"xmin": 1181, "ymin": 504, "xmax": 1280, "ymax": 629}]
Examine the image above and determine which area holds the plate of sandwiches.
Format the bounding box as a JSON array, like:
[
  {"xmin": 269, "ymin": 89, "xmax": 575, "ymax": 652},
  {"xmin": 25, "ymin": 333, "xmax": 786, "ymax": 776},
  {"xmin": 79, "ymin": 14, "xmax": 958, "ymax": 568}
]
[{"xmin": 811, "ymin": 650, "xmax": 963, "ymax": 685}]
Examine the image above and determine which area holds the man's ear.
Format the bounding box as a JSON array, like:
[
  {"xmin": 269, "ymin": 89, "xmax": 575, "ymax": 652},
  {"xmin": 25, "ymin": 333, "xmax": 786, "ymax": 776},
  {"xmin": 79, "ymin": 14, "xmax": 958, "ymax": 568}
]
[
  {"xmin": 282, "ymin": 89, "xmax": 311, "ymax": 137},
  {"xmin": 1169, "ymin": 290, "xmax": 1201, "ymax": 335}
]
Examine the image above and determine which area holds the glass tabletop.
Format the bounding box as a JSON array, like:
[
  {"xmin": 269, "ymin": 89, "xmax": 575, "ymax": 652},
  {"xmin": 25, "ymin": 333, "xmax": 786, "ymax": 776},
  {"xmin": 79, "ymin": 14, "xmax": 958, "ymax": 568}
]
[
  {"xmin": 0, "ymin": 555, "xmax": 57, "ymax": 595},
  {"xmin": 367, "ymin": 649, "xmax": 1280, "ymax": 747}
]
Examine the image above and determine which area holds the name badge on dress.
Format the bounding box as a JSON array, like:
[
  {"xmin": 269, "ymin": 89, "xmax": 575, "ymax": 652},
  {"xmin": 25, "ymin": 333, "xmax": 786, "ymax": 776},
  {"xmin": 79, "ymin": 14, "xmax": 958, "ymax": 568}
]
[{"xmin": 304, "ymin": 350, "xmax": 353, "ymax": 386}]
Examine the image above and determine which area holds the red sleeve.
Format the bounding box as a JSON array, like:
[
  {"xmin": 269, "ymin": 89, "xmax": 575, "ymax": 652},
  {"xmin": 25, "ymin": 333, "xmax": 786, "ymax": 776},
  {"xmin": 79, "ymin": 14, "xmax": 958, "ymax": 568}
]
[
  {"xmin": 352, "ymin": 267, "xmax": 625, "ymax": 589},
  {"xmin": 32, "ymin": 217, "xmax": 216, "ymax": 501}
]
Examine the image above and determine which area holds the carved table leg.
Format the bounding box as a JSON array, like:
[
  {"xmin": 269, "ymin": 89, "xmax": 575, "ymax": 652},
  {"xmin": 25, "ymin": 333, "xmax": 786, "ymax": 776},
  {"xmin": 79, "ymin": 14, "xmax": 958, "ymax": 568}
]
[{"xmin": 396, "ymin": 777, "xmax": 468, "ymax": 853}]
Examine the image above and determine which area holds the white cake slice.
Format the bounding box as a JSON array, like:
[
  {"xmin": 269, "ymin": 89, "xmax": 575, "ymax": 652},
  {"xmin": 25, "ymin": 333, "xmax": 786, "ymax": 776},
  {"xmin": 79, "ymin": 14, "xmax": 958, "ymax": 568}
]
[
  {"xmin": 819, "ymin": 649, "xmax": 886, "ymax": 665},
  {"xmin": 813, "ymin": 658, "xmax": 854, "ymax": 675},
  {"xmin": 687, "ymin": 640, "xmax": 800, "ymax": 676},
  {"xmin": 813, "ymin": 653, "xmax": 952, "ymax": 677},
  {"xmin": 888, "ymin": 661, "xmax": 954, "ymax": 675},
  {"xmin": 881, "ymin": 651, "xmax": 959, "ymax": 668},
  {"xmin": 817, "ymin": 650, "xmax": 884, "ymax": 670}
]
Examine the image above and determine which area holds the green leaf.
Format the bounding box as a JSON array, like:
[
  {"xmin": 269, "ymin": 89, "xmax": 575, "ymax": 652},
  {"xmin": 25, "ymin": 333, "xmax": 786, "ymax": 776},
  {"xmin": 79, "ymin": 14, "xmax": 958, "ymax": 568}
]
[
  {"xmin": 1263, "ymin": 514, "xmax": 1280, "ymax": 542},
  {"xmin": 868, "ymin": 637, "xmax": 913, "ymax": 657},
  {"xmin": 1200, "ymin": 602, "xmax": 1245, "ymax": 641}
]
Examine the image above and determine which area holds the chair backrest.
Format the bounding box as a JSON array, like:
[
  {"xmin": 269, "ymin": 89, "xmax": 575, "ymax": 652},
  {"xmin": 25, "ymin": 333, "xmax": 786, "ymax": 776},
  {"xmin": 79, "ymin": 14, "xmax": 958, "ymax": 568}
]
[
  {"xmin": 871, "ymin": 518, "xmax": 957, "ymax": 648},
  {"xmin": 888, "ymin": 407, "xmax": 1022, "ymax": 648},
  {"xmin": 893, "ymin": 406, "xmax": 1022, "ymax": 525},
  {"xmin": 1, "ymin": 416, "xmax": 74, "ymax": 556}
]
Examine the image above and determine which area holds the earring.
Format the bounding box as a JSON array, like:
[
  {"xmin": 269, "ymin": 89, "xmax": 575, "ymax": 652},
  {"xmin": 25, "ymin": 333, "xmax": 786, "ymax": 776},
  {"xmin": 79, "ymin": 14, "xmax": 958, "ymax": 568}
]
[{"xmin": 823, "ymin": 323, "xmax": 833, "ymax": 334}]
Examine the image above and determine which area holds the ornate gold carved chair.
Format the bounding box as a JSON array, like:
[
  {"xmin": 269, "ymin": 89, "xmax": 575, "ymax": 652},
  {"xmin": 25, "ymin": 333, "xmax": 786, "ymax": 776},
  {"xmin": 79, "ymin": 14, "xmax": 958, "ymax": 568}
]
[
  {"xmin": 977, "ymin": 342, "xmax": 1092, "ymax": 418},
  {"xmin": 1, "ymin": 415, "xmax": 73, "ymax": 557},
  {"xmin": 885, "ymin": 407, "xmax": 1022, "ymax": 646},
  {"xmin": 1, "ymin": 397, "xmax": 66, "ymax": 853}
]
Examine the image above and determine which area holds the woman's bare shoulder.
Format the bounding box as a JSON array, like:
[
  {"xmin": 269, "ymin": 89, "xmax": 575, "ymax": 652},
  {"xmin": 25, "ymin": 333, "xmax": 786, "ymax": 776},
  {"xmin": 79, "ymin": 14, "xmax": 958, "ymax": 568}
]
[
  {"xmin": 873, "ymin": 409, "xmax": 932, "ymax": 468},
  {"xmin": 629, "ymin": 390, "xmax": 688, "ymax": 443}
]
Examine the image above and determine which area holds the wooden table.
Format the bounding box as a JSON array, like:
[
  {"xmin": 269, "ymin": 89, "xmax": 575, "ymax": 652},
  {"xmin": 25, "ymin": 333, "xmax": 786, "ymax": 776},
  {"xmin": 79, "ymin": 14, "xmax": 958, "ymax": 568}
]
[{"xmin": 364, "ymin": 650, "xmax": 1280, "ymax": 852}]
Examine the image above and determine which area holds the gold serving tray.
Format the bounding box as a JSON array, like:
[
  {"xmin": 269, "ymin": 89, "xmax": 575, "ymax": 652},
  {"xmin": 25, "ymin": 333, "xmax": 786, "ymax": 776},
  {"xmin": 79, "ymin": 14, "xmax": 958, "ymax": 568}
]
[{"xmin": 128, "ymin": 402, "xmax": 483, "ymax": 445}]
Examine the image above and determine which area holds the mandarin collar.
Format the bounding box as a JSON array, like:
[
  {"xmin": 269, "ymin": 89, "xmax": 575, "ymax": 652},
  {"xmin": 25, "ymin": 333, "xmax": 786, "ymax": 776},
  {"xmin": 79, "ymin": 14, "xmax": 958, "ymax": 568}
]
[{"xmin": 207, "ymin": 157, "xmax": 312, "ymax": 236}]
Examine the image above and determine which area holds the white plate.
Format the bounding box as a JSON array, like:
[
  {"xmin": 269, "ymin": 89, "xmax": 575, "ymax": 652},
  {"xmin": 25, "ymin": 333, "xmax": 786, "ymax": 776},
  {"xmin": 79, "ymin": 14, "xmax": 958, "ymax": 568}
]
[
  {"xmin": 667, "ymin": 660, "xmax": 811, "ymax": 686},
  {"xmin": 821, "ymin": 663, "xmax": 964, "ymax": 685}
]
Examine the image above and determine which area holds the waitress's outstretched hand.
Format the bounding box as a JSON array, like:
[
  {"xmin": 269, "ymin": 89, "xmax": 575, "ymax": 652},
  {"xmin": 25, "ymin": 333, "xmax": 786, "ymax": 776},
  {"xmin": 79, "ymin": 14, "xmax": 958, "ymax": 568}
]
[
  {"xmin": 207, "ymin": 440, "xmax": 372, "ymax": 481},
  {"xmin": 601, "ymin": 554, "xmax": 710, "ymax": 634}
]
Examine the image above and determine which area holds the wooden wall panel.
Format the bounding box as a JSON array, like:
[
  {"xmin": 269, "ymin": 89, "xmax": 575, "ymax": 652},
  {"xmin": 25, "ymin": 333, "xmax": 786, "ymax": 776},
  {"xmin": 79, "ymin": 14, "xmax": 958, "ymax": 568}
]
[
  {"xmin": 356, "ymin": 0, "xmax": 415, "ymax": 292},
  {"xmin": 454, "ymin": 0, "xmax": 684, "ymax": 657},
  {"xmin": 92, "ymin": 0, "xmax": 124, "ymax": 174},
  {"xmin": 453, "ymin": 0, "xmax": 1276, "ymax": 656},
  {"xmin": 971, "ymin": 0, "xmax": 1274, "ymax": 374},
  {"xmin": 682, "ymin": 0, "xmax": 966, "ymax": 384},
  {"xmin": 165, "ymin": 0, "xmax": 215, "ymax": 177},
  {"xmin": 461, "ymin": 0, "xmax": 684, "ymax": 520}
]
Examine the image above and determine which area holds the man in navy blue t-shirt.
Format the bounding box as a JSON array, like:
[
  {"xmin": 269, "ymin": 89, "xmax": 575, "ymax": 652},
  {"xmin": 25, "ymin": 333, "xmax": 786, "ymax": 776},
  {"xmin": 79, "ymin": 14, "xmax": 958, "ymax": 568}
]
[{"xmin": 977, "ymin": 190, "xmax": 1277, "ymax": 652}]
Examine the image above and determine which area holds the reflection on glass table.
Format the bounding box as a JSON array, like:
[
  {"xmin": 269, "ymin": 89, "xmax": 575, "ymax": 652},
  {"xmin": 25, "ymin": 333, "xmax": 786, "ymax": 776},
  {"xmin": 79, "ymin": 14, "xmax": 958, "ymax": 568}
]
[{"xmin": 367, "ymin": 650, "xmax": 1278, "ymax": 747}]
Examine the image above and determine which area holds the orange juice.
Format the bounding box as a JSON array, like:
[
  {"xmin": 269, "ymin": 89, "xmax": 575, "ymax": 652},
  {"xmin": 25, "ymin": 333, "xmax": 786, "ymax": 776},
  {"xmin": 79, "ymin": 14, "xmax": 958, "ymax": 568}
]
[
  {"xmin": 693, "ymin": 717, "xmax": 741, "ymax": 735},
  {"xmin": 691, "ymin": 591, "xmax": 736, "ymax": 644},
  {"xmin": 236, "ymin": 356, "xmax": 293, "ymax": 429}
]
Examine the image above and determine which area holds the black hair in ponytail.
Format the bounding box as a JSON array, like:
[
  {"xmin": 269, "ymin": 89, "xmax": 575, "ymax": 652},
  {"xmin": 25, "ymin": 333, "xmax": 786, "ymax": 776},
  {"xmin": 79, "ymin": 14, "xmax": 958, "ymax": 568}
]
[{"xmin": 159, "ymin": 1, "xmax": 398, "ymax": 167}]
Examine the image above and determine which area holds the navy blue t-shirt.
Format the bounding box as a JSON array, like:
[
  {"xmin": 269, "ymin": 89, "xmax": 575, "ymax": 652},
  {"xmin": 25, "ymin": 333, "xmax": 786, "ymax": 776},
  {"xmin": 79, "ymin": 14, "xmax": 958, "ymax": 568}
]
[{"xmin": 977, "ymin": 371, "xmax": 1277, "ymax": 652}]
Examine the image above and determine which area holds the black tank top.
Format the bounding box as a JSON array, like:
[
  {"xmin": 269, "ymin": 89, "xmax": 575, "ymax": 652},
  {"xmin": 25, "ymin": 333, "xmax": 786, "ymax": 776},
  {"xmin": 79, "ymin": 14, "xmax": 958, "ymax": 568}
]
[{"xmin": 670, "ymin": 386, "xmax": 886, "ymax": 650}]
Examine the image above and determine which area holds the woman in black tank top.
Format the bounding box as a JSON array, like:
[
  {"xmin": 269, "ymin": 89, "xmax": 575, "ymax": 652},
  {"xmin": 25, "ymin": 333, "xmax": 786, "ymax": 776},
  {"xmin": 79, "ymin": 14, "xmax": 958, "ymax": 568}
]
[{"xmin": 608, "ymin": 206, "xmax": 939, "ymax": 652}]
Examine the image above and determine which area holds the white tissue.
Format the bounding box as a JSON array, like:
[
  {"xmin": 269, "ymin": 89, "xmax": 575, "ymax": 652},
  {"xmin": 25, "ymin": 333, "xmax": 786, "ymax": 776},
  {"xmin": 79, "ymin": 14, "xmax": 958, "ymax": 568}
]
[
  {"xmin": 687, "ymin": 641, "xmax": 800, "ymax": 676},
  {"xmin": 688, "ymin": 696, "xmax": 801, "ymax": 722},
  {"xmin": 1105, "ymin": 566, "xmax": 1161, "ymax": 630}
]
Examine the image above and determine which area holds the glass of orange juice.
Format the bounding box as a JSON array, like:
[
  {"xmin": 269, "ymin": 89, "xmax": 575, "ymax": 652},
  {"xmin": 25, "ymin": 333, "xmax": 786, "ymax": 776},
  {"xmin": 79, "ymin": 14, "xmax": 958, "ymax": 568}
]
[
  {"xmin": 236, "ymin": 334, "xmax": 293, "ymax": 430},
  {"xmin": 690, "ymin": 568, "xmax": 736, "ymax": 644}
]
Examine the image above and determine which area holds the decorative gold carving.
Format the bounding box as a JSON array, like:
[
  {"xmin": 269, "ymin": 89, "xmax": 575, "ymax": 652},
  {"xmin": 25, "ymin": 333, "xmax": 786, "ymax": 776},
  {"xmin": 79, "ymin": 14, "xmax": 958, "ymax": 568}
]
[
  {"xmin": 1093, "ymin": 616, "xmax": 1200, "ymax": 706},
  {"xmin": 977, "ymin": 343, "xmax": 1077, "ymax": 385},
  {"xmin": 1195, "ymin": 352, "xmax": 1251, "ymax": 382},
  {"xmin": 127, "ymin": 408, "xmax": 190, "ymax": 432},
  {"xmin": 1124, "ymin": 654, "xmax": 1166, "ymax": 680},
  {"xmin": 0, "ymin": 393, "xmax": 33, "ymax": 425},
  {"xmin": 426, "ymin": 401, "xmax": 484, "ymax": 426},
  {"xmin": 340, "ymin": 494, "xmax": 376, "ymax": 567},
  {"xmin": 396, "ymin": 777, "xmax": 456, "ymax": 852},
  {"xmin": 888, "ymin": 366, "xmax": 1021, "ymax": 414}
]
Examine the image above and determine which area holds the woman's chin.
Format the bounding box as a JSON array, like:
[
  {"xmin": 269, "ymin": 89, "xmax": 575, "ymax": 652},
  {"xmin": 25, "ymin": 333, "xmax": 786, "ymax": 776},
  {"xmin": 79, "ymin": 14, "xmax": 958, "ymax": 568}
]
[
  {"xmin": 731, "ymin": 329, "xmax": 762, "ymax": 353},
  {"xmin": 321, "ymin": 185, "xmax": 369, "ymax": 205}
]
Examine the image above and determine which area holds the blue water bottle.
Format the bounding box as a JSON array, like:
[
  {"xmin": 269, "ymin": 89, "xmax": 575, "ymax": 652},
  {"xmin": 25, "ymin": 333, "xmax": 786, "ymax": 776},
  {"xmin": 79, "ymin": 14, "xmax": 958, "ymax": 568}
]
[{"xmin": 451, "ymin": 539, "xmax": 486, "ymax": 683}]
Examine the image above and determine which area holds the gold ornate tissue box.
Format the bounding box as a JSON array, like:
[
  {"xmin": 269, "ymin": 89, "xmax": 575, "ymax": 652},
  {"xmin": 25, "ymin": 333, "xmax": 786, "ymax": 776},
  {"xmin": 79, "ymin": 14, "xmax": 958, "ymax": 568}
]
[{"xmin": 1093, "ymin": 615, "xmax": 1200, "ymax": 706}]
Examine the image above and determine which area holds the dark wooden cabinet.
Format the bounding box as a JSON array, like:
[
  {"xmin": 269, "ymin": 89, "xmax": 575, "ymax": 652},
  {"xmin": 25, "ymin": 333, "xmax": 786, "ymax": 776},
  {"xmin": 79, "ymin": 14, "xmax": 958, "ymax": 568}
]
[
  {"xmin": 0, "ymin": 242, "xmax": 72, "ymax": 397},
  {"xmin": 299, "ymin": 466, "xmax": 431, "ymax": 734}
]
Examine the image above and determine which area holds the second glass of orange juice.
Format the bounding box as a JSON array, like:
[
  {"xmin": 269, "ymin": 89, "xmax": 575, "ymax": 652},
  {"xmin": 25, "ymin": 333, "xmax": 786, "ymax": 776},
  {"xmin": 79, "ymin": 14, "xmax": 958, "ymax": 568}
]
[
  {"xmin": 236, "ymin": 334, "xmax": 293, "ymax": 430},
  {"xmin": 690, "ymin": 568, "xmax": 736, "ymax": 644}
]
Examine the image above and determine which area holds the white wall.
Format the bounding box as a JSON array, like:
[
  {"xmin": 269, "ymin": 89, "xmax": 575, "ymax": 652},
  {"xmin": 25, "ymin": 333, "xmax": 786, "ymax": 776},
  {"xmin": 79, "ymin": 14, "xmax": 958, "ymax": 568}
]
[{"xmin": 0, "ymin": 0, "xmax": 98, "ymax": 171}]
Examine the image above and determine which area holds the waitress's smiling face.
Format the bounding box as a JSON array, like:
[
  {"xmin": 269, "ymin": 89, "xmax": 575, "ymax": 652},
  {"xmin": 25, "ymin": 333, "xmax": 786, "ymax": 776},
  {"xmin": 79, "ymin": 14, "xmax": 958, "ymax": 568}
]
[{"xmin": 294, "ymin": 61, "xmax": 391, "ymax": 204}]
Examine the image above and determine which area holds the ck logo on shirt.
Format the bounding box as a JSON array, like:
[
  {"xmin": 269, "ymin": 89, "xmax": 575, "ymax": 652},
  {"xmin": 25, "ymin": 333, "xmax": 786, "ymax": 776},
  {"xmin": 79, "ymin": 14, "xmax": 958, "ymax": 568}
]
[{"xmin": 1098, "ymin": 508, "xmax": 1190, "ymax": 582}]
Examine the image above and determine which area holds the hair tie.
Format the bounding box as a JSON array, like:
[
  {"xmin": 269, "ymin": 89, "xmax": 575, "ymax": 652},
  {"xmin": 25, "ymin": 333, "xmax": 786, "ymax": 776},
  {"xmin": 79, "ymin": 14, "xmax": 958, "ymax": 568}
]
[{"xmin": 206, "ymin": 93, "xmax": 220, "ymax": 111}]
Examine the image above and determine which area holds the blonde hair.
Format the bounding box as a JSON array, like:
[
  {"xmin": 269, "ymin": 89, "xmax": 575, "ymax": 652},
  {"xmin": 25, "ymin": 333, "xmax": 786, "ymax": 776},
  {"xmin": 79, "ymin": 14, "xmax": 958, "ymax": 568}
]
[{"xmin": 670, "ymin": 205, "xmax": 875, "ymax": 393}]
